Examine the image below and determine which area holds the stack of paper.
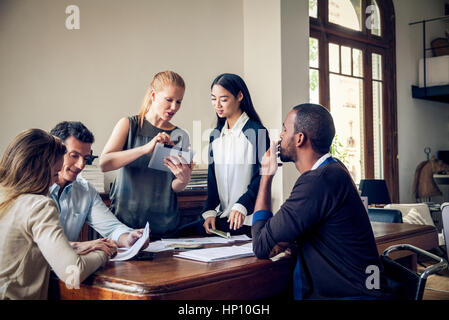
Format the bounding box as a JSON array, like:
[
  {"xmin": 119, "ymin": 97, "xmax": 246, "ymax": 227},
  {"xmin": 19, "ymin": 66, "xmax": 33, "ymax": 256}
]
[
  {"xmin": 174, "ymin": 243, "xmax": 254, "ymax": 263},
  {"xmin": 162, "ymin": 235, "xmax": 250, "ymax": 245},
  {"xmin": 143, "ymin": 235, "xmax": 251, "ymax": 253},
  {"xmin": 184, "ymin": 168, "xmax": 208, "ymax": 191},
  {"xmin": 79, "ymin": 165, "xmax": 105, "ymax": 193},
  {"xmin": 144, "ymin": 241, "xmax": 174, "ymax": 253}
]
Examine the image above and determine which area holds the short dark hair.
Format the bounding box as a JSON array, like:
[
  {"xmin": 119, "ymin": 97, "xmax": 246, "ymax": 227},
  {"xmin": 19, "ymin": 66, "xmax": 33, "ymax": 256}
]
[
  {"xmin": 292, "ymin": 103, "xmax": 335, "ymax": 155},
  {"xmin": 50, "ymin": 121, "xmax": 94, "ymax": 143}
]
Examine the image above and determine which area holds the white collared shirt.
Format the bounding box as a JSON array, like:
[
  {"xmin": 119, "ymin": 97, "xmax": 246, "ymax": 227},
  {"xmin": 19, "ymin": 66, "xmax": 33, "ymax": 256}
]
[
  {"xmin": 202, "ymin": 112, "xmax": 254, "ymax": 226},
  {"xmin": 311, "ymin": 153, "xmax": 332, "ymax": 171}
]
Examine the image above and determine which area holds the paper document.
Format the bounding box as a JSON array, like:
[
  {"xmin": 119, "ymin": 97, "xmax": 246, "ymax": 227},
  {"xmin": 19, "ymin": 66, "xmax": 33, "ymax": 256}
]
[
  {"xmin": 174, "ymin": 243, "xmax": 254, "ymax": 263},
  {"xmin": 143, "ymin": 240, "xmax": 174, "ymax": 253},
  {"xmin": 143, "ymin": 235, "xmax": 252, "ymax": 253},
  {"xmin": 110, "ymin": 222, "xmax": 150, "ymax": 261},
  {"xmin": 161, "ymin": 235, "xmax": 251, "ymax": 245}
]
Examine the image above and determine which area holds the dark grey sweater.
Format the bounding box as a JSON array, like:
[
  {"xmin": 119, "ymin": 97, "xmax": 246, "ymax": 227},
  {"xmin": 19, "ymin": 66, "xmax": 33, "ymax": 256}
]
[{"xmin": 252, "ymin": 160, "xmax": 389, "ymax": 299}]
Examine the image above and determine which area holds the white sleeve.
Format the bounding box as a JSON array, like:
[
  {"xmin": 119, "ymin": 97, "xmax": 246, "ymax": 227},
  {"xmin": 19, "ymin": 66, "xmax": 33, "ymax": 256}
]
[
  {"xmin": 86, "ymin": 184, "xmax": 133, "ymax": 242},
  {"xmin": 202, "ymin": 209, "xmax": 218, "ymax": 220}
]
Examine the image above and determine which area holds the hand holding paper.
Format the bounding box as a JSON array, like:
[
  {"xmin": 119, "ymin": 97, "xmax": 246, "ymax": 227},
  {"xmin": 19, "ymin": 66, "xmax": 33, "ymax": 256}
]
[{"xmin": 110, "ymin": 222, "xmax": 150, "ymax": 262}]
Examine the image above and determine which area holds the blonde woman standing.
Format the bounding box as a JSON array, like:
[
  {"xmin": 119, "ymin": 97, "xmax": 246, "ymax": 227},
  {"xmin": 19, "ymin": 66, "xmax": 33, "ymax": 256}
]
[
  {"xmin": 100, "ymin": 71, "xmax": 192, "ymax": 239},
  {"xmin": 0, "ymin": 129, "xmax": 114, "ymax": 300}
]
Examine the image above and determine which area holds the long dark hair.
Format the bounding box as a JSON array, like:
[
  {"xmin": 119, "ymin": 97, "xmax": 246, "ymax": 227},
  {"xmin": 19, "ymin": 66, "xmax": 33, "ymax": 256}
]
[{"xmin": 211, "ymin": 73, "xmax": 262, "ymax": 127}]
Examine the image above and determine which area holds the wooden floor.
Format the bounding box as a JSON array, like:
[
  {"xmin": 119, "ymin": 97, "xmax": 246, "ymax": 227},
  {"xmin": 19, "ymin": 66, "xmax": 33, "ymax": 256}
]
[{"xmin": 423, "ymin": 289, "xmax": 449, "ymax": 300}]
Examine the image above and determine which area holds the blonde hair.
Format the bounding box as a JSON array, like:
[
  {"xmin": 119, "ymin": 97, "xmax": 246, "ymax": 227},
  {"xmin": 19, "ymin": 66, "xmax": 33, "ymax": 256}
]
[
  {"xmin": 0, "ymin": 129, "xmax": 66, "ymax": 213},
  {"xmin": 137, "ymin": 70, "xmax": 185, "ymax": 128}
]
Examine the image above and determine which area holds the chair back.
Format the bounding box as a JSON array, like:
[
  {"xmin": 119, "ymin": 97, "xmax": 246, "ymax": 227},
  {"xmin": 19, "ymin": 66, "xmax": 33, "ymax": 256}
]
[
  {"xmin": 442, "ymin": 203, "xmax": 449, "ymax": 259},
  {"xmin": 381, "ymin": 244, "xmax": 448, "ymax": 300},
  {"xmin": 359, "ymin": 179, "xmax": 391, "ymax": 205},
  {"xmin": 368, "ymin": 208, "xmax": 403, "ymax": 223},
  {"xmin": 385, "ymin": 203, "xmax": 435, "ymax": 227},
  {"xmin": 381, "ymin": 256, "xmax": 426, "ymax": 300}
]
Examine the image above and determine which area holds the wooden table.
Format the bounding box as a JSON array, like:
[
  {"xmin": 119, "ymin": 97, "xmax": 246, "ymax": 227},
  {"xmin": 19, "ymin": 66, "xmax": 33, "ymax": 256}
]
[
  {"xmin": 49, "ymin": 241, "xmax": 295, "ymax": 300},
  {"xmin": 50, "ymin": 222, "xmax": 438, "ymax": 300},
  {"xmin": 372, "ymin": 222, "xmax": 438, "ymax": 256}
]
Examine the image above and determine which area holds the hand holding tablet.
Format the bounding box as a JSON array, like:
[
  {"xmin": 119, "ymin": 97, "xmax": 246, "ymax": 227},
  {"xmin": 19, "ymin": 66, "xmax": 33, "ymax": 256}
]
[{"xmin": 148, "ymin": 143, "xmax": 194, "ymax": 173}]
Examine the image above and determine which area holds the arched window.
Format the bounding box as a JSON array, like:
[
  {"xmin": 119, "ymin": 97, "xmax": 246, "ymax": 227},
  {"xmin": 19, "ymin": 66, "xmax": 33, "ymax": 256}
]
[{"xmin": 309, "ymin": 0, "xmax": 398, "ymax": 201}]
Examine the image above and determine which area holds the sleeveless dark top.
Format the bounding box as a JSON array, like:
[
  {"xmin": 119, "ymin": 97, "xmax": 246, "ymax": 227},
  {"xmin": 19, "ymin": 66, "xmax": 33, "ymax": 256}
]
[{"xmin": 109, "ymin": 115, "xmax": 190, "ymax": 238}]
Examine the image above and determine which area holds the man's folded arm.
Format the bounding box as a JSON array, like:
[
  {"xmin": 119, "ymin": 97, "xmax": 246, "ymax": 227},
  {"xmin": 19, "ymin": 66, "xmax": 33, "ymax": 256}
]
[{"xmin": 252, "ymin": 180, "xmax": 323, "ymax": 259}]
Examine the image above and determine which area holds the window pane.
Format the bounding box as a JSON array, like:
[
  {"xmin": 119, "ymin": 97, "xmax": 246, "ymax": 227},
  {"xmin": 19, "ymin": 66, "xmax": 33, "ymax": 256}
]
[
  {"xmin": 309, "ymin": 0, "xmax": 318, "ymax": 18},
  {"xmin": 330, "ymin": 74, "xmax": 365, "ymax": 184},
  {"xmin": 373, "ymin": 80, "xmax": 383, "ymax": 179},
  {"xmin": 329, "ymin": 43, "xmax": 340, "ymax": 73},
  {"xmin": 372, "ymin": 53, "xmax": 382, "ymax": 80},
  {"xmin": 341, "ymin": 46, "xmax": 352, "ymax": 75},
  {"xmin": 309, "ymin": 38, "xmax": 319, "ymax": 68},
  {"xmin": 329, "ymin": 0, "xmax": 362, "ymax": 31},
  {"xmin": 367, "ymin": 0, "xmax": 382, "ymax": 36},
  {"xmin": 310, "ymin": 69, "xmax": 320, "ymax": 104},
  {"xmin": 353, "ymin": 48, "xmax": 363, "ymax": 77}
]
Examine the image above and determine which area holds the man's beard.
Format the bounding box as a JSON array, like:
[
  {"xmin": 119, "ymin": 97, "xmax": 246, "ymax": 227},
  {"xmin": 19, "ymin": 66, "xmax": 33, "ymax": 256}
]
[{"xmin": 279, "ymin": 140, "xmax": 295, "ymax": 163}]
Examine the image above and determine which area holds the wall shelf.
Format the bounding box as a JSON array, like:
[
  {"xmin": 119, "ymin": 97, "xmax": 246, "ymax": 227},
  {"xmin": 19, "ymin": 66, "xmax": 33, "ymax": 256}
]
[
  {"xmin": 412, "ymin": 85, "xmax": 449, "ymax": 103},
  {"xmin": 409, "ymin": 15, "xmax": 449, "ymax": 104}
]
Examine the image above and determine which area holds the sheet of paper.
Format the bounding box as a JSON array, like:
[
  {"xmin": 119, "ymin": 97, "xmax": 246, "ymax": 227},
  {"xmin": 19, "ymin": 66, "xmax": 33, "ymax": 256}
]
[
  {"xmin": 143, "ymin": 235, "xmax": 252, "ymax": 253},
  {"xmin": 161, "ymin": 236, "xmax": 229, "ymax": 245},
  {"xmin": 230, "ymin": 235, "xmax": 251, "ymax": 241},
  {"xmin": 143, "ymin": 240, "xmax": 174, "ymax": 253},
  {"xmin": 110, "ymin": 222, "xmax": 150, "ymax": 261},
  {"xmin": 174, "ymin": 243, "xmax": 254, "ymax": 263},
  {"xmin": 161, "ymin": 235, "xmax": 251, "ymax": 246}
]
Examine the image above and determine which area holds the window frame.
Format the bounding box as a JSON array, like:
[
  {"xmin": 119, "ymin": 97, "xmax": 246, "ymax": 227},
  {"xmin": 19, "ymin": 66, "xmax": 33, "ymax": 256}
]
[{"xmin": 310, "ymin": 0, "xmax": 398, "ymax": 202}]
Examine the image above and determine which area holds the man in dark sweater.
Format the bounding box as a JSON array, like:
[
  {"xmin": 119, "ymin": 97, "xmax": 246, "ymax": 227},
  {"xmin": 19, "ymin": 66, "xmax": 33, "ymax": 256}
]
[{"xmin": 252, "ymin": 103, "xmax": 388, "ymax": 299}]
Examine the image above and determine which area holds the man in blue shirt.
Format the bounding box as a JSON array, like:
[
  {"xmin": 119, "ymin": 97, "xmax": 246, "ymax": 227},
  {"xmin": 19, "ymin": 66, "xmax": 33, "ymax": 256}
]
[{"xmin": 50, "ymin": 121, "xmax": 148, "ymax": 254}]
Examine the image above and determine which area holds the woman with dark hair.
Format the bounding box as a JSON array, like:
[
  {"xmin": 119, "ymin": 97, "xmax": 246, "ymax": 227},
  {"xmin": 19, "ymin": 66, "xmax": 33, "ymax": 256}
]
[
  {"xmin": 201, "ymin": 73, "xmax": 270, "ymax": 236},
  {"xmin": 0, "ymin": 129, "xmax": 114, "ymax": 300}
]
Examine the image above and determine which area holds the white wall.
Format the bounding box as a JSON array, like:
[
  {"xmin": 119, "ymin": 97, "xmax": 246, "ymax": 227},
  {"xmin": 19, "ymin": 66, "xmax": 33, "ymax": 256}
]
[
  {"xmin": 243, "ymin": 0, "xmax": 283, "ymax": 210},
  {"xmin": 394, "ymin": 0, "xmax": 449, "ymax": 203},
  {"xmin": 280, "ymin": 0, "xmax": 310, "ymax": 199},
  {"xmin": 243, "ymin": 0, "xmax": 282, "ymax": 135},
  {"xmin": 243, "ymin": 0, "xmax": 309, "ymax": 211},
  {"xmin": 2, "ymin": 0, "xmax": 447, "ymax": 206},
  {"xmin": 0, "ymin": 0, "xmax": 243, "ymax": 169}
]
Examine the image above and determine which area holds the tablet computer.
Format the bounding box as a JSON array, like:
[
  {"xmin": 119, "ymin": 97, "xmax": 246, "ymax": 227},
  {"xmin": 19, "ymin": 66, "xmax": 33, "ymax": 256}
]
[{"xmin": 148, "ymin": 143, "xmax": 194, "ymax": 173}]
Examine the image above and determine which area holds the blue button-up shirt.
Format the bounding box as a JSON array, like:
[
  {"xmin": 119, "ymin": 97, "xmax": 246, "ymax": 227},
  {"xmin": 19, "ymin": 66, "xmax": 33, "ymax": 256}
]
[{"xmin": 49, "ymin": 176, "xmax": 133, "ymax": 242}]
